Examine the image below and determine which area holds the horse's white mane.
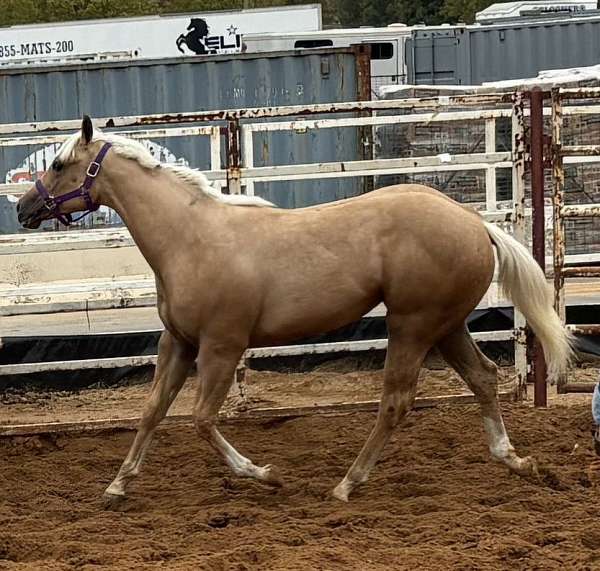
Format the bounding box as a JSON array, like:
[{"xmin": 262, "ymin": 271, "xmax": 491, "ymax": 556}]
[{"xmin": 56, "ymin": 130, "xmax": 274, "ymax": 208}]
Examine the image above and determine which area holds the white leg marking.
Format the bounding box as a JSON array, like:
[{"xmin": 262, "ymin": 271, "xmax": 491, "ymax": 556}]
[
  {"xmin": 211, "ymin": 428, "xmax": 283, "ymax": 486},
  {"xmin": 482, "ymin": 416, "xmax": 514, "ymax": 460},
  {"xmin": 482, "ymin": 416, "xmax": 537, "ymax": 476}
]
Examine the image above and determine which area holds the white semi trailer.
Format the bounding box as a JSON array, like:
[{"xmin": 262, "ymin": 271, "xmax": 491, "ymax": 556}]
[
  {"xmin": 243, "ymin": 24, "xmax": 414, "ymax": 96},
  {"xmin": 0, "ymin": 4, "xmax": 322, "ymax": 66}
]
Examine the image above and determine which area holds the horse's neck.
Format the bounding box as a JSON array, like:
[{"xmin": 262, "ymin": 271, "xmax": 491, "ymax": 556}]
[{"xmin": 102, "ymin": 159, "xmax": 215, "ymax": 273}]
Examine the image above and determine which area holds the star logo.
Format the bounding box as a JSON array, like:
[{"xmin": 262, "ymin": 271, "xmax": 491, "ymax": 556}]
[{"xmin": 227, "ymin": 25, "xmax": 238, "ymax": 36}]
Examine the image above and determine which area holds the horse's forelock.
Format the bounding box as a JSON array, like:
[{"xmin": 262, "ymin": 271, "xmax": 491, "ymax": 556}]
[{"xmin": 55, "ymin": 131, "xmax": 82, "ymax": 164}]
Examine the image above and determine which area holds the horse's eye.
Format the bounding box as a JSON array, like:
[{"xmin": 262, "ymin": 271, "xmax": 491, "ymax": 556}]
[{"xmin": 52, "ymin": 160, "xmax": 63, "ymax": 172}]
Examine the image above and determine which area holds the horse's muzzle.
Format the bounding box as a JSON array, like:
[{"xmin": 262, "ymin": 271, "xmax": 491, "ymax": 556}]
[{"xmin": 17, "ymin": 192, "xmax": 46, "ymax": 229}]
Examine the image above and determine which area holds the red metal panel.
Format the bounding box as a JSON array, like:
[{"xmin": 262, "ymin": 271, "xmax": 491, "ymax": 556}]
[{"xmin": 529, "ymin": 89, "xmax": 548, "ymax": 408}]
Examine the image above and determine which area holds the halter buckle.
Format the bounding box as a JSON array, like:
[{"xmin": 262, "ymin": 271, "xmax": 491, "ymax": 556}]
[{"xmin": 86, "ymin": 161, "xmax": 101, "ymax": 177}]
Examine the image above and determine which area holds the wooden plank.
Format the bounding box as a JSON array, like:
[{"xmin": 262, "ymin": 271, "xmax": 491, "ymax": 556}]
[
  {"xmin": 561, "ymin": 383, "xmax": 597, "ymax": 394},
  {"xmin": 1, "ymin": 306, "xmax": 162, "ymax": 337},
  {"xmin": 0, "ymin": 277, "xmax": 157, "ymax": 317},
  {"xmin": 0, "ymin": 228, "xmax": 135, "ymax": 254},
  {"xmin": 0, "ymin": 384, "xmax": 519, "ymax": 436},
  {"xmin": 0, "ymin": 354, "xmax": 158, "ymax": 376},
  {"xmin": 0, "ymin": 330, "xmax": 515, "ymax": 376},
  {"xmin": 4, "ymin": 293, "xmax": 520, "ymax": 338},
  {"xmin": 0, "ymin": 293, "xmax": 157, "ymax": 317},
  {"xmin": 0, "ymin": 277, "xmax": 153, "ymax": 297}
]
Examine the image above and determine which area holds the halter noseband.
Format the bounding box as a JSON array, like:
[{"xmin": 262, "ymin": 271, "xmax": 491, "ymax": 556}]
[{"xmin": 35, "ymin": 142, "xmax": 112, "ymax": 226}]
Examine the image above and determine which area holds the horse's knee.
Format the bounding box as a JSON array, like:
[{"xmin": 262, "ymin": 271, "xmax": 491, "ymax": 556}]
[
  {"xmin": 381, "ymin": 406, "xmax": 402, "ymax": 429},
  {"xmin": 380, "ymin": 393, "xmax": 411, "ymax": 429},
  {"xmin": 139, "ymin": 395, "xmax": 168, "ymax": 428}
]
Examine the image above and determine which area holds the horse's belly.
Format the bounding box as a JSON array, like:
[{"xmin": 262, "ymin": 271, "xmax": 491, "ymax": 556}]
[{"xmin": 249, "ymin": 292, "xmax": 379, "ymax": 347}]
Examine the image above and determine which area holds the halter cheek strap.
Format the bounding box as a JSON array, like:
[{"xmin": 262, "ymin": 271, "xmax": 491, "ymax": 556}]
[{"xmin": 35, "ymin": 142, "xmax": 112, "ymax": 226}]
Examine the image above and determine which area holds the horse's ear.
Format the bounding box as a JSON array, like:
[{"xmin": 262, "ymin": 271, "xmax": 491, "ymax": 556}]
[{"xmin": 82, "ymin": 115, "xmax": 93, "ymax": 145}]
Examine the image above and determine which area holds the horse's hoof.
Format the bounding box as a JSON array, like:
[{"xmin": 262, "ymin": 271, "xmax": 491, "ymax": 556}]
[
  {"xmin": 510, "ymin": 455, "xmax": 539, "ymax": 478},
  {"xmin": 527, "ymin": 456, "xmax": 540, "ymax": 478},
  {"xmin": 102, "ymin": 490, "xmax": 126, "ymax": 509},
  {"xmin": 261, "ymin": 464, "xmax": 284, "ymax": 487},
  {"xmin": 332, "ymin": 482, "xmax": 350, "ymax": 503}
]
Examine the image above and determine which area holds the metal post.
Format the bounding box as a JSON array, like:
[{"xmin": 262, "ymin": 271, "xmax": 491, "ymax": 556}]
[
  {"xmin": 354, "ymin": 44, "xmax": 374, "ymax": 195},
  {"xmin": 485, "ymin": 117, "xmax": 497, "ymax": 212},
  {"xmin": 226, "ymin": 119, "xmax": 242, "ymax": 195},
  {"xmin": 227, "ymin": 117, "xmax": 246, "ymax": 397},
  {"xmin": 551, "ymin": 88, "xmax": 568, "ymax": 392},
  {"xmin": 529, "ymin": 88, "xmax": 548, "ymax": 407},
  {"xmin": 511, "ymin": 93, "xmax": 528, "ymax": 398},
  {"xmin": 209, "ymin": 126, "xmax": 222, "ymax": 192},
  {"xmin": 241, "ymin": 126, "xmax": 255, "ymax": 196}
]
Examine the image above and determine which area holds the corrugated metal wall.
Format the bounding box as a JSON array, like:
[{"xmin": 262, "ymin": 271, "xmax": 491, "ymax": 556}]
[
  {"xmin": 0, "ymin": 49, "xmax": 365, "ymax": 232},
  {"xmin": 406, "ymin": 16, "xmax": 600, "ymax": 85},
  {"xmin": 405, "ymin": 30, "xmax": 462, "ymax": 86}
]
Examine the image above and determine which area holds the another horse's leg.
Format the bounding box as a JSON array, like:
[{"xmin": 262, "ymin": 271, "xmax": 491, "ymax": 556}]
[
  {"xmin": 437, "ymin": 326, "xmax": 537, "ymax": 476},
  {"xmin": 104, "ymin": 331, "xmax": 195, "ymax": 503},
  {"xmin": 192, "ymin": 340, "xmax": 283, "ymax": 486},
  {"xmin": 333, "ymin": 330, "xmax": 426, "ymax": 502}
]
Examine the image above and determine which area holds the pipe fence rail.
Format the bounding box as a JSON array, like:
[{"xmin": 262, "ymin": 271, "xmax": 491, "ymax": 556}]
[
  {"xmin": 3, "ymin": 88, "xmax": 591, "ymax": 415},
  {"xmin": 552, "ymin": 87, "xmax": 600, "ymax": 394}
]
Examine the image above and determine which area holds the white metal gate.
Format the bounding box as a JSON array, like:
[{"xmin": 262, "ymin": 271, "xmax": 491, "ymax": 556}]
[{"xmin": 0, "ymin": 92, "xmax": 541, "ymax": 429}]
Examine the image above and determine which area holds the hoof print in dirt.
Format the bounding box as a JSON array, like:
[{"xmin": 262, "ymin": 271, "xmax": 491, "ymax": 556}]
[
  {"xmin": 102, "ymin": 492, "xmax": 128, "ymax": 511},
  {"xmin": 207, "ymin": 513, "xmax": 230, "ymax": 528},
  {"xmin": 537, "ymin": 466, "xmax": 569, "ymax": 491}
]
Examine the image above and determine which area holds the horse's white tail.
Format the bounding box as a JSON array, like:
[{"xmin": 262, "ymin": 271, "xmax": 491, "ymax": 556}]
[{"xmin": 484, "ymin": 222, "xmax": 574, "ymax": 383}]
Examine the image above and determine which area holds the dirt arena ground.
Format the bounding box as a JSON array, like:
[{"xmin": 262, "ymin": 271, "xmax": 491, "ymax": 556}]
[{"xmin": 1, "ymin": 367, "xmax": 600, "ymax": 570}]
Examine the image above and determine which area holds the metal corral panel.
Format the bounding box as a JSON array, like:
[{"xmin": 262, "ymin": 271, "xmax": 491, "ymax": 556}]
[
  {"xmin": 0, "ymin": 48, "xmax": 367, "ymax": 232},
  {"xmin": 406, "ymin": 16, "xmax": 600, "ymax": 85}
]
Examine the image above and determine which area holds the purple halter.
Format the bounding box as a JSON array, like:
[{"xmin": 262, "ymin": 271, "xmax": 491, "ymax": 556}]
[{"xmin": 35, "ymin": 142, "xmax": 112, "ymax": 226}]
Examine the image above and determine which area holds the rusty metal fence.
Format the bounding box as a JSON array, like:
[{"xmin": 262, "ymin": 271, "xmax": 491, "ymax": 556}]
[
  {"xmin": 551, "ymin": 87, "xmax": 600, "ymax": 394},
  {"xmin": 0, "ymin": 92, "xmax": 539, "ymax": 419}
]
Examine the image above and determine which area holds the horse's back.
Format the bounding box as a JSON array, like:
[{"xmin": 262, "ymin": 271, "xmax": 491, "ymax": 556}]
[{"xmin": 299, "ymin": 183, "xmax": 475, "ymax": 213}]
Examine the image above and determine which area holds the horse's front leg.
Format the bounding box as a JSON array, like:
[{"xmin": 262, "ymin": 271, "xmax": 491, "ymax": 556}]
[
  {"xmin": 103, "ymin": 330, "xmax": 195, "ymax": 505},
  {"xmin": 193, "ymin": 339, "xmax": 283, "ymax": 487}
]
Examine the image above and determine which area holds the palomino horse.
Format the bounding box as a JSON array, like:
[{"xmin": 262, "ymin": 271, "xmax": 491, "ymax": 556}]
[{"xmin": 17, "ymin": 117, "xmax": 573, "ymax": 504}]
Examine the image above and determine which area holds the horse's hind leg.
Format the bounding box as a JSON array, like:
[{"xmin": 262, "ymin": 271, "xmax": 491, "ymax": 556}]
[
  {"xmin": 437, "ymin": 326, "xmax": 537, "ymax": 476},
  {"xmin": 192, "ymin": 339, "xmax": 283, "ymax": 486},
  {"xmin": 333, "ymin": 330, "xmax": 427, "ymax": 502},
  {"xmin": 103, "ymin": 331, "xmax": 195, "ymax": 503}
]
